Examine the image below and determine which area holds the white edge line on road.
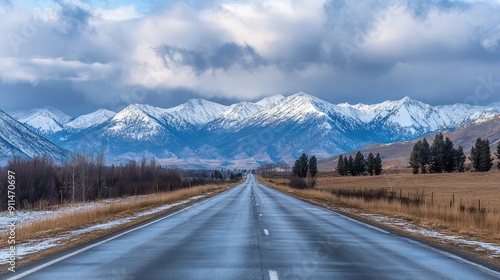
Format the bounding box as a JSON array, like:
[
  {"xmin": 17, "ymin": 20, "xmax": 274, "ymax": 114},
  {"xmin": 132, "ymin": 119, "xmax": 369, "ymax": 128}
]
[
  {"xmin": 261, "ymin": 183, "xmax": 390, "ymax": 235},
  {"xmin": 269, "ymin": 270, "xmax": 278, "ymax": 280},
  {"xmin": 261, "ymin": 183, "xmax": 500, "ymax": 278},
  {"xmin": 403, "ymin": 236, "xmax": 500, "ymax": 278},
  {"xmin": 263, "ymin": 229, "xmax": 269, "ymax": 236},
  {"xmin": 334, "ymin": 213, "xmax": 390, "ymax": 235},
  {"xmin": 7, "ymin": 186, "xmax": 237, "ymax": 280}
]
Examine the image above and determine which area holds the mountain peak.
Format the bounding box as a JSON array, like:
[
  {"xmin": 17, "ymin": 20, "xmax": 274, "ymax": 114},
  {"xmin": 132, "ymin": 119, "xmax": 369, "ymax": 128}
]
[
  {"xmin": 65, "ymin": 108, "xmax": 116, "ymax": 130},
  {"xmin": 290, "ymin": 91, "xmax": 314, "ymax": 99},
  {"xmin": 255, "ymin": 94, "xmax": 285, "ymax": 107},
  {"xmin": 12, "ymin": 107, "xmax": 72, "ymax": 134},
  {"xmin": 400, "ymin": 96, "xmax": 412, "ymax": 102}
]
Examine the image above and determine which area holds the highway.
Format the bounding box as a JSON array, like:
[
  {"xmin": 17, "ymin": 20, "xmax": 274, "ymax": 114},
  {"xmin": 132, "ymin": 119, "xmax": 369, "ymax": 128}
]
[{"xmin": 4, "ymin": 174, "xmax": 500, "ymax": 279}]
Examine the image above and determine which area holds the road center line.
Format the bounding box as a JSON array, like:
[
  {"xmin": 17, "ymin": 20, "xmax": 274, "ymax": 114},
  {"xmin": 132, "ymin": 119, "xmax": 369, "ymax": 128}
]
[
  {"xmin": 263, "ymin": 229, "xmax": 269, "ymax": 236},
  {"xmin": 269, "ymin": 270, "xmax": 279, "ymax": 280}
]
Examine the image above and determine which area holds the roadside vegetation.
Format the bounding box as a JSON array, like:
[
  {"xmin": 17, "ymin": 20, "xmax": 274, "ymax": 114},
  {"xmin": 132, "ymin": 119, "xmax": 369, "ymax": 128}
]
[
  {"xmin": 0, "ymin": 182, "xmax": 234, "ymax": 248},
  {"xmin": 257, "ymin": 141, "xmax": 500, "ymax": 262},
  {"xmin": 258, "ymin": 171, "xmax": 500, "ymax": 263},
  {"xmin": 0, "ymin": 152, "xmax": 243, "ymax": 211}
]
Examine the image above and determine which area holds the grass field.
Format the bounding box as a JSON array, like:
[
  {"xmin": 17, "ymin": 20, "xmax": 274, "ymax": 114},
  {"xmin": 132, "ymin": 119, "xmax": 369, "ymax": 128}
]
[
  {"xmin": 315, "ymin": 169, "xmax": 500, "ymax": 213},
  {"xmin": 260, "ymin": 170, "xmax": 500, "ymax": 246}
]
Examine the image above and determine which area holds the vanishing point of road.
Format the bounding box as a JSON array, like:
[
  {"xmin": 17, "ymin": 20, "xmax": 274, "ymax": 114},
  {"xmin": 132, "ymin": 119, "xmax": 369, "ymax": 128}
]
[{"xmin": 4, "ymin": 174, "xmax": 500, "ymax": 279}]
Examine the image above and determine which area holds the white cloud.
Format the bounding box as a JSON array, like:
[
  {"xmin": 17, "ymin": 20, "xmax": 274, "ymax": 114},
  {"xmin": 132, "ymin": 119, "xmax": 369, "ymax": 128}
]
[
  {"xmin": 0, "ymin": 57, "xmax": 114, "ymax": 83},
  {"xmin": 1, "ymin": 0, "xmax": 500, "ymax": 108}
]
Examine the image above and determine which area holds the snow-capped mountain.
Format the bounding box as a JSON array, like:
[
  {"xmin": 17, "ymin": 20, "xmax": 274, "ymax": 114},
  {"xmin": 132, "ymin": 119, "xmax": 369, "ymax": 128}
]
[
  {"xmin": 65, "ymin": 109, "xmax": 116, "ymax": 130},
  {"xmin": 11, "ymin": 107, "xmax": 72, "ymax": 134},
  {"xmin": 164, "ymin": 99, "xmax": 229, "ymax": 129},
  {"xmin": 0, "ymin": 110, "xmax": 70, "ymax": 165},
  {"xmin": 4, "ymin": 93, "xmax": 500, "ymax": 168}
]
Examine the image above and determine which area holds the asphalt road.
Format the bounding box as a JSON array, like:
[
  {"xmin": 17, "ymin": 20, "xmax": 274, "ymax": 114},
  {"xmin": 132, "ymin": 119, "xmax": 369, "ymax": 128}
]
[{"xmin": 4, "ymin": 174, "xmax": 500, "ymax": 280}]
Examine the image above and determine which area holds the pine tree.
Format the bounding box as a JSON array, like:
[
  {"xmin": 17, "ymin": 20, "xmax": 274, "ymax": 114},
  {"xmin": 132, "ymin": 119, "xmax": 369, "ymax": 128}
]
[
  {"xmin": 337, "ymin": 155, "xmax": 345, "ymax": 176},
  {"xmin": 496, "ymin": 142, "xmax": 500, "ymax": 170},
  {"xmin": 443, "ymin": 137, "xmax": 456, "ymax": 173},
  {"xmin": 354, "ymin": 151, "xmax": 365, "ymax": 176},
  {"xmin": 479, "ymin": 139, "xmax": 493, "ymax": 172},
  {"xmin": 469, "ymin": 138, "xmax": 481, "ymax": 171},
  {"xmin": 343, "ymin": 156, "xmax": 349, "ymax": 176},
  {"xmin": 409, "ymin": 141, "xmax": 421, "ymax": 174},
  {"xmin": 366, "ymin": 153, "xmax": 375, "ymax": 176},
  {"xmin": 373, "ymin": 153, "xmax": 383, "ymax": 175},
  {"xmin": 348, "ymin": 155, "xmax": 354, "ymax": 176},
  {"xmin": 297, "ymin": 153, "xmax": 309, "ymax": 178},
  {"xmin": 309, "ymin": 155, "xmax": 318, "ymax": 177},
  {"xmin": 455, "ymin": 146, "xmax": 466, "ymax": 173},
  {"xmin": 419, "ymin": 138, "xmax": 430, "ymax": 173},
  {"xmin": 469, "ymin": 138, "xmax": 493, "ymax": 172},
  {"xmin": 430, "ymin": 133, "xmax": 445, "ymax": 173}
]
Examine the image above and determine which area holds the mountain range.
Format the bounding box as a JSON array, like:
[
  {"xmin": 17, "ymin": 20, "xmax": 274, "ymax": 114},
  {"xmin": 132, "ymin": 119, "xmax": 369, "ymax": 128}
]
[{"xmin": 2, "ymin": 92, "xmax": 500, "ymax": 168}]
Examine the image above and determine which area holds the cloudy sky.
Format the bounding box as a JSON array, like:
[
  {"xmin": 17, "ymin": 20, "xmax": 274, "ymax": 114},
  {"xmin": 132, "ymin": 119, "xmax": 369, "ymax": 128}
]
[{"xmin": 1, "ymin": 0, "xmax": 500, "ymax": 116}]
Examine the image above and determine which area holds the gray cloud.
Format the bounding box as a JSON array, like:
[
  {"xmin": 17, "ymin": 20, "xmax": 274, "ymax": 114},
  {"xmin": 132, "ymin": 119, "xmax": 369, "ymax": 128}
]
[
  {"xmin": 1, "ymin": 0, "xmax": 500, "ymax": 115},
  {"xmin": 53, "ymin": 0, "xmax": 94, "ymax": 36},
  {"xmin": 156, "ymin": 42, "xmax": 267, "ymax": 74}
]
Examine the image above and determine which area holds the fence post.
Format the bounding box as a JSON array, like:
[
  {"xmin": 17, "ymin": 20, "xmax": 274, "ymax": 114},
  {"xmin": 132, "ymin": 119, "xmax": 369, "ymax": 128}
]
[
  {"xmin": 478, "ymin": 199, "xmax": 481, "ymax": 212},
  {"xmin": 431, "ymin": 192, "xmax": 434, "ymax": 205}
]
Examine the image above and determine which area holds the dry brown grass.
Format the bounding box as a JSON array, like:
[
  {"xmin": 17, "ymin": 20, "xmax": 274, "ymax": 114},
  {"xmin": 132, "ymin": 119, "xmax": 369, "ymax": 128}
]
[
  {"xmin": 259, "ymin": 171, "xmax": 500, "ymax": 245},
  {"xmin": 0, "ymin": 183, "xmax": 234, "ymax": 248}
]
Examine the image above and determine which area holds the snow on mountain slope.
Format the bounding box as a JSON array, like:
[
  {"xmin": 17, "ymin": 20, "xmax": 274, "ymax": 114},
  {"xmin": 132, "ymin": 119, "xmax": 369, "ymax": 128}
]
[
  {"xmin": 107, "ymin": 104, "xmax": 166, "ymax": 141},
  {"xmin": 12, "ymin": 107, "xmax": 72, "ymax": 134},
  {"xmin": 211, "ymin": 102, "xmax": 262, "ymax": 129},
  {"xmin": 165, "ymin": 99, "xmax": 229, "ymax": 128},
  {"xmin": 254, "ymin": 93, "xmax": 329, "ymax": 125},
  {"xmin": 0, "ymin": 111, "xmax": 69, "ymax": 164},
  {"xmin": 65, "ymin": 109, "xmax": 116, "ymax": 130},
  {"xmin": 222, "ymin": 102, "xmax": 261, "ymax": 121},
  {"xmin": 4, "ymin": 93, "xmax": 500, "ymax": 168},
  {"xmin": 255, "ymin": 94, "xmax": 285, "ymax": 107}
]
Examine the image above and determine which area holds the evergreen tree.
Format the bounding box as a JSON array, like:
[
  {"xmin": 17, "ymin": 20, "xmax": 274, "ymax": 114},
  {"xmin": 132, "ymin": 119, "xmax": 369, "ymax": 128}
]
[
  {"xmin": 443, "ymin": 137, "xmax": 456, "ymax": 173},
  {"xmin": 419, "ymin": 138, "xmax": 430, "ymax": 173},
  {"xmin": 469, "ymin": 138, "xmax": 481, "ymax": 171},
  {"xmin": 309, "ymin": 155, "xmax": 318, "ymax": 177},
  {"xmin": 496, "ymin": 142, "xmax": 500, "ymax": 170},
  {"xmin": 354, "ymin": 151, "xmax": 365, "ymax": 176},
  {"xmin": 337, "ymin": 155, "xmax": 345, "ymax": 175},
  {"xmin": 348, "ymin": 155, "xmax": 354, "ymax": 176},
  {"xmin": 479, "ymin": 139, "xmax": 493, "ymax": 172},
  {"xmin": 409, "ymin": 141, "xmax": 421, "ymax": 174},
  {"xmin": 343, "ymin": 156, "xmax": 349, "ymax": 176},
  {"xmin": 373, "ymin": 153, "xmax": 383, "ymax": 175},
  {"xmin": 430, "ymin": 133, "xmax": 445, "ymax": 173},
  {"xmin": 366, "ymin": 153, "xmax": 375, "ymax": 176},
  {"xmin": 455, "ymin": 146, "xmax": 466, "ymax": 173},
  {"xmin": 469, "ymin": 138, "xmax": 493, "ymax": 172},
  {"xmin": 297, "ymin": 153, "xmax": 309, "ymax": 178}
]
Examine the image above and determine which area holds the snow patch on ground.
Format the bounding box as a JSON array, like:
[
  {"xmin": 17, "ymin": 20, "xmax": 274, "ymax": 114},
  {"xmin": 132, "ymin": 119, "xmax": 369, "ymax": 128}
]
[
  {"xmin": 0, "ymin": 193, "xmax": 210, "ymax": 262},
  {"xmin": 357, "ymin": 212, "xmax": 500, "ymax": 258},
  {"xmin": 0, "ymin": 195, "xmax": 156, "ymax": 233}
]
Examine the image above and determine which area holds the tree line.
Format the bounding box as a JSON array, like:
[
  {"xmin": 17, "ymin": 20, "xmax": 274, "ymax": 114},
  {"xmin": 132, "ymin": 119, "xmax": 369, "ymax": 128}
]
[
  {"xmin": 289, "ymin": 153, "xmax": 318, "ymax": 189},
  {"xmin": 0, "ymin": 153, "xmax": 241, "ymax": 210},
  {"xmin": 409, "ymin": 134, "xmax": 498, "ymax": 173},
  {"xmin": 336, "ymin": 152, "xmax": 382, "ymax": 176}
]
